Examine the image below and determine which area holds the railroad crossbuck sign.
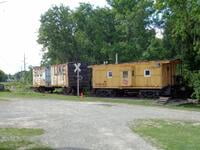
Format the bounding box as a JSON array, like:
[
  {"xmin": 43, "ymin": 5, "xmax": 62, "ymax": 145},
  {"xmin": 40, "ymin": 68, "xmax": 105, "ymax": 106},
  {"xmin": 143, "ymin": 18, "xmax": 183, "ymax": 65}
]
[
  {"xmin": 74, "ymin": 63, "xmax": 81, "ymax": 73},
  {"xmin": 74, "ymin": 63, "xmax": 81, "ymax": 96}
]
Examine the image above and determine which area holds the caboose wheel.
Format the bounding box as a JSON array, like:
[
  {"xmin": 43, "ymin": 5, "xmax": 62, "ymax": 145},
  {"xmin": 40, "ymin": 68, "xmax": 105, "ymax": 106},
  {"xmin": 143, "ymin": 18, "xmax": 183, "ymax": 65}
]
[
  {"xmin": 63, "ymin": 87, "xmax": 72, "ymax": 95},
  {"xmin": 38, "ymin": 87, "xmax": 45, "ymax": 93}
]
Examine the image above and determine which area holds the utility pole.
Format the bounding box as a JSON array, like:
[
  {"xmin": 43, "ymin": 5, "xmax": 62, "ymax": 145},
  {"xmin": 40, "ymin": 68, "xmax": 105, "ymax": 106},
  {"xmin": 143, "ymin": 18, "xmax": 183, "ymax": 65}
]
[
  {"xmin": 22, "ymin": 53, "xmax": 27, "ymax": 83},
  {"xmin": 23, "ymin": 53, "xmax": 26, "ymax": 71}
]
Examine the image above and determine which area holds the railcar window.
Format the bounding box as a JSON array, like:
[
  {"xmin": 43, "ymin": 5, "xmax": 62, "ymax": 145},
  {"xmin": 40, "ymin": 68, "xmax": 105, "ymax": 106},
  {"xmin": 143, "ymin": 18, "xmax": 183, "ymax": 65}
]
[
  {"xmin": 107, "ymin": 71, "xmax": 112, "ymax": 78},
  {"xmin": 144, "ymin": 69, "xmax": 151, "ymax": 77},
  {"xmin": 123, "ymin": 71, "xmax": 128, "ymax": 78}
]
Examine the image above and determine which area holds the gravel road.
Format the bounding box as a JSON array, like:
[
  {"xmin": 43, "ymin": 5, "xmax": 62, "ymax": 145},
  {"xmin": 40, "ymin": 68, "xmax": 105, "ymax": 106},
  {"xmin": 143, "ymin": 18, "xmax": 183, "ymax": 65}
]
[{"xmin": 0, "ymin": 99, "xmax": 200, "ymax": 150}]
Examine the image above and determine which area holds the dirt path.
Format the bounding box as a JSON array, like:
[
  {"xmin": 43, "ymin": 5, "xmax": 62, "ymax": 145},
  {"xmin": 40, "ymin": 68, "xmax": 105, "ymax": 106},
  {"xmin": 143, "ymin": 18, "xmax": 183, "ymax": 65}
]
[{"xmin": 0, "ymin": 99, "xmax": 200, "ymax": 150}]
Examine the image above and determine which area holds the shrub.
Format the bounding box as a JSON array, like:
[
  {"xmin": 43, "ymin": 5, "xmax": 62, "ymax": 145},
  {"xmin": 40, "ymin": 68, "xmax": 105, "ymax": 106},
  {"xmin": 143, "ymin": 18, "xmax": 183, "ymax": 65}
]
[{"xmin": 190, "ymin": 71, "xmax": 200, "ymax": 102}]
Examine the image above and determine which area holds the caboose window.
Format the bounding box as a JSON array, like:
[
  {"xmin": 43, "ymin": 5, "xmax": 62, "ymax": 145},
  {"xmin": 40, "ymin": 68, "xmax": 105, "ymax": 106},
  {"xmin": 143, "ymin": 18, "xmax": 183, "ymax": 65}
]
[
  {"xmin": 123, "ymin": 71, "xmax": 128, "ymax": 78},
  {"xmin": 144, "ymin": 69, "xmax": 151, "ymax": 77},
  {"xmin": 107, "ymin": 71, "xmax": 112, "ymax": 78}
]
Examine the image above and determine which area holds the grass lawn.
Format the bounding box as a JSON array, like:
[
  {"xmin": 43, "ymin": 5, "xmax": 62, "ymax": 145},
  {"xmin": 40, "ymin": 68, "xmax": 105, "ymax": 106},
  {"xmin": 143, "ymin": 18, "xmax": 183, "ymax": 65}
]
[
  {"xmin": 0, "ymin": 81, "xmax": 200, "ymax": 112},
  {"xmin": 1, "ymin": 90, "xmax": 200, "ymax": 112},
  {"xmin": 0, "ymin": 98, "xmax": 8, "ymax": 101},
  {"xmin": 132, "ymin": 120, "xmax": 200, "ymax": 150},
  {"xmin": 0, "ymin": 90, "xmax": 157, "ymax": 105},
  {"xmin": 0, "ymin": 128, "xmax": 51, "ymax": 150}
]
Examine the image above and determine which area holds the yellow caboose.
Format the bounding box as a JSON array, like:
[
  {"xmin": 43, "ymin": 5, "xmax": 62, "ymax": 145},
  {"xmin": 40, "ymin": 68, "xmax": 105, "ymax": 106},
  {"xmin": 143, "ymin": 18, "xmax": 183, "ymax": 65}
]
[{"xmin": 90, "ymin": 59, "xmax": 181, "ymax": 97}]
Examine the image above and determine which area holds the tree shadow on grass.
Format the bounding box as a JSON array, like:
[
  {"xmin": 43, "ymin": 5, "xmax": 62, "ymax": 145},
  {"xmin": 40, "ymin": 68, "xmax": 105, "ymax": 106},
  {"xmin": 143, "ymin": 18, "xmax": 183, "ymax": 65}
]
[{"xmin": 177, "ymin": 103, "xmax": 200, "ymax": 109}]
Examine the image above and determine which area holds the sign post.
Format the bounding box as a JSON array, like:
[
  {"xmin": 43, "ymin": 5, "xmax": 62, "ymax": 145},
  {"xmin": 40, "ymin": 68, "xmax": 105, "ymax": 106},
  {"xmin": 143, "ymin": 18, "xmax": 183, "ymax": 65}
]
[{"xmin": 74, "ymin": 63, "xmax": 81, "ymax": 96}]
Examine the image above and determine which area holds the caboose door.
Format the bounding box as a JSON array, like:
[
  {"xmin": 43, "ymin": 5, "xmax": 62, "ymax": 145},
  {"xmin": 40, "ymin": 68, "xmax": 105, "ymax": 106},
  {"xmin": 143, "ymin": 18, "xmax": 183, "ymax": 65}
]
[
  {"xmin": 120, "ymin": 70, "xmax": 132, "ymax": 87},
  {"xmin": 132, "ymin": 67, "xmax": 136, "ymax": 86}
]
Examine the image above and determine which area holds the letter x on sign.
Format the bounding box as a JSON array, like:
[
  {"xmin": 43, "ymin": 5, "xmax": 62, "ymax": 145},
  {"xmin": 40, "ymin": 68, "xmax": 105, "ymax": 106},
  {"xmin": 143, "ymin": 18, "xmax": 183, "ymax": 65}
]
[{"xmin": 74, "ymin": 63, "xmax": 81, "ymax": 73}]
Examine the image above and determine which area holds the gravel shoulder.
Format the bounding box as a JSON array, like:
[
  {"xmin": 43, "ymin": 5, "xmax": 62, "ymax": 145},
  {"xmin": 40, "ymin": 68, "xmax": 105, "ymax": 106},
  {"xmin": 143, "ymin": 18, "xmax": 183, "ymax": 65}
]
[{"xmin": 0, "ymin": 99, "xmax": 200, "ymax": 150}]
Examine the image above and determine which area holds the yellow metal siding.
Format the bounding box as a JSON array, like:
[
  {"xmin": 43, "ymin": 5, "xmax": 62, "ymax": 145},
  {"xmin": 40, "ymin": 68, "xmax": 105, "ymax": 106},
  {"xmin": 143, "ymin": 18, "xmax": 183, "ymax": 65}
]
[
  {"xmin": 134, "ymin": 64, "xmax": 161, "ymax": 87},
  {"xmin": 91, "ymin": 61, "xmax": 177, "ymax": 89},
  {"xmin": 93, "ymin": 66, "xmax": 120, "ymax": 88}
]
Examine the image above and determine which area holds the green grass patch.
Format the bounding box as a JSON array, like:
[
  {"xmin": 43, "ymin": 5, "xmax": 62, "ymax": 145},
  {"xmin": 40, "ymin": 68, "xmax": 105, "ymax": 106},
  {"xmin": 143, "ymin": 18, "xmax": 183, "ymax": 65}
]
[
  {"xmin": 0, "ymin": 90, "xmax": 157, "ymax": 104},
  {"xmin": 1, "ymin": 90, "xmax": 200, "ymax": 112},
  {"xmin": 0, "ymin": 98, "xmax": 8, "ymax": 101},
  {"xmin": 177, "ymin": 103, "xmax": 200, "ymax": 110},
  {"xmin": 1, "ymin": 81, "xmax": 200, "ymax": 112},
  {"xmin": 0, "ymin": 128, "xmax": 44, "ymax": 137},
  {"xmin": 0, "ymin": 128, "xmax": 51, "ymax": 150},
  {"xmin": 1, "ymin": 81, "xmax": 32, "ymax": 93},
  {"xmin": 132, "ymin": 120, "xmax": 200, "ymax": 150},
  {"xmin": 1, "ymin": 90, "xmax": 200, "ymax": 111}
]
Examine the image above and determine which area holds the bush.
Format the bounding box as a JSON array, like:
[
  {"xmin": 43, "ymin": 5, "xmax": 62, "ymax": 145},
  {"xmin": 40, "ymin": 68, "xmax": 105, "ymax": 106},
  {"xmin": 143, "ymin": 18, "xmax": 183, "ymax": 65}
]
[
  {"xmin": 191, "ymin": 72, "xmax": 200, "ymax": 102},
  {"xmin": 0, "ymin": 70, "xmax": 7, "ymax": 82},
  {"xmin": 182, "ymin": 69, "xmax": 200, "ymax": 102}
]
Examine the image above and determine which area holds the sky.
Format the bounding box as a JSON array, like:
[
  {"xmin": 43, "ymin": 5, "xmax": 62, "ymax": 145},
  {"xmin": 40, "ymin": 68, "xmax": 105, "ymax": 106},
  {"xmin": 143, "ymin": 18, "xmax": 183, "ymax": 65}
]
[{"xmin": 0, "ymin": 0, "xmax": 107, "ymax": 74}]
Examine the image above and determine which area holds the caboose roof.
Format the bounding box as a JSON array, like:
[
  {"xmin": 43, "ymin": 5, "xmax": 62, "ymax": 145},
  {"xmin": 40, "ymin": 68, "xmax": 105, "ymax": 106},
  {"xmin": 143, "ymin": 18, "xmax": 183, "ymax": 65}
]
[{"xmin": 89, "ymin": 59, "xmax": 181, "ymax": 67}]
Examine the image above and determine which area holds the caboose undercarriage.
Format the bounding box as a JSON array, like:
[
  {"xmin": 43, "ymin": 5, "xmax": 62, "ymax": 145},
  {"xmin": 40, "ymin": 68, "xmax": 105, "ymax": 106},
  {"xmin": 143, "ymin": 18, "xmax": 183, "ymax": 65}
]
[
  {"xmin": 94, "ymin": 88, "xmax": 160, "ymax": 98},
  {"xmin": 33, "ymin": 86, "xmax": 55, "ymax": 93},
  {"xmin": 33, "ymin": 86, "xmax": 86, "ymax": 95},
  {"xmin": 93, "ymin": 85, "xmax": 188, "ymax": 99}
]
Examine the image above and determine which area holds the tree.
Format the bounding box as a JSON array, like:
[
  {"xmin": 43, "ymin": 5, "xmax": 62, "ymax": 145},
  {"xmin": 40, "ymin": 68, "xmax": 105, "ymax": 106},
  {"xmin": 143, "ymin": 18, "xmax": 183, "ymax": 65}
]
[
  {"xmin": 0, "ymin": 70, "xmax": 7, "ymax": 82},
  {"xmin": 107, "ymin": 0, "xmax": 156, "ymax": 62},
  {"xmin": 38, "ymin": 4, "xmax": 117, "ymax": 64},
  {"xmin": 38, "ymin": 1, "xmax": 157, "ymax": 65},
  {"xmin": 155, "ymin": 0, "xmax": 200, "ymax": 71},
  {"xmin": 73, "ymin": 3, "xmax": 117, "ymax": 63},
  {"xmin": 142, "ymin": 38, "xmax": 168, "ymax": 60},
  {"xmin": 13, "ymin": 67, "xmax": 33, "ymax": 84},
  {"xmin": 38, "ymin": 5, "xmax": 76, "ymax": 64},
  {"xmin": 191, "ymin": 71, "xmax": 200, "ymax": 102}
]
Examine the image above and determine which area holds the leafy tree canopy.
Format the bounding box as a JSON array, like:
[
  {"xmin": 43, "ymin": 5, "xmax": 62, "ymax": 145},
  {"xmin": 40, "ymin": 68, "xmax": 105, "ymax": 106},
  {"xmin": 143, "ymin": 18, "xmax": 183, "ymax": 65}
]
[
  {"xmin": 0, "ymin": 70, "xmax": 7, "ymax": 82},
  {"xmin": 38, "ymin": 0, "xmax": 200, "ymax": 70},
  {"xmin": 38, "ymin": 1, "xmax": 156, "ymax": 65}
]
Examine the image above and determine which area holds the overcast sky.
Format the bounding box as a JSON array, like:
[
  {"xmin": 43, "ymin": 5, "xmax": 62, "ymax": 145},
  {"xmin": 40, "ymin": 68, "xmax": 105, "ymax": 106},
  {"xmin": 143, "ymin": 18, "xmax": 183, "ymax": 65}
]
[{"xmin": 0, "ymin": 0, "xmax": 107, "ymax": 74}]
